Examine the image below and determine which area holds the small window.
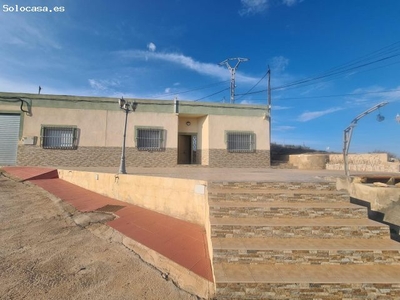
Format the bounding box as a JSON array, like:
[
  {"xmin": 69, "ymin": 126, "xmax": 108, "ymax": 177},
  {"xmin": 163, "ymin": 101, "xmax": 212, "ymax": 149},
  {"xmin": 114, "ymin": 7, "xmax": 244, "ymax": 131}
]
[
  {"xmin": 136, "ymin": 127, "xmax": 164, "ymax": 151},
  {"xmin": 41, "ymin": 126, "xmax": 77, "ymax": 150},
  {"xmin": 226, "ymin": 131, "xmax": 255, "ymax": 152}
]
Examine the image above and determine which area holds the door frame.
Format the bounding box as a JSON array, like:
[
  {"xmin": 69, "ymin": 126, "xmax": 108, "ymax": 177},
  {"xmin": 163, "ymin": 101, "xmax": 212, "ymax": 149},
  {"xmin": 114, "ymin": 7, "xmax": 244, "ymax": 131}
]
[{"xmin": 177, "ymin": 133, "xmax": 197, "ymax": 164}]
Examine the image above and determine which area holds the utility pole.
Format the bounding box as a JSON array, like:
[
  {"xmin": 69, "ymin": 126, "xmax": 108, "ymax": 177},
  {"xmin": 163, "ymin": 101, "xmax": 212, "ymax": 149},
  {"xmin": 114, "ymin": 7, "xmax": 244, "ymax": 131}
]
[
  {"xmin": 267, "ymin": 66, "xmax": 271, "ymax": 109},
  {"xmin": 219, "ymin": 57, "xmax": 249, "ymax": 104},
  {"xmin": 267, "ymin": 66, "xmax": 272, "ymax": 164}
]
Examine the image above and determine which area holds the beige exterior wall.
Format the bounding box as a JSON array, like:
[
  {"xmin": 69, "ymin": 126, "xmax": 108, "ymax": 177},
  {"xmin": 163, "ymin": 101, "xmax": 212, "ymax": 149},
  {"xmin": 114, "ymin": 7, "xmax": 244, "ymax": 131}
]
[
  {"xmin": 208, "ymin": 115, "xmax": 270, "ymax": 150},
  {"xmin": 23, "ymin": 107, "xmax": 108, "ymax": 146},
  {"xmin": 178, "ymin": 116, "xmax": 200, "ymax": 134},
  {"xmin": 16, "ymin": 107, "xmax": 179, "ymax": 148},
  {"xmin": 199, "ymin": 116, "xmax": 210, "ymax": 165},
  {"xmin": 131, "ymin": 112, "xmax": 178, "ymax": 148}
]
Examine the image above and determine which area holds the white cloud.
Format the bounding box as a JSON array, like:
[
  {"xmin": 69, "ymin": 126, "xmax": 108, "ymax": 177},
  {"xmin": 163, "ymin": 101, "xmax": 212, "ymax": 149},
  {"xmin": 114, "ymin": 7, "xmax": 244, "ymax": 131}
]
[
  {"xmin": 239, "ymin": 0, "xmax": 269, "ymax": 16},
  {"xmin": 88, "ymin": 79, "xmax": 120, "ymax": 91},
  {"xmin": 0, "ymin": 76, "xmax": 89, "ymax": 96},
  {"xmin": 282, "ymin": 0, "xmax": 303, "ymax": 7},
  {"xmin": 164, "ymin": 87, "xmax": 171, "ymax": 93},
  {"xmin": 344, "ymin": 86, "xmax": 400, "ymax": 106},
  {"xmin": 270, "ymin": 56, "xmax": 289, "ymax": 73},
  {"xmin": 0, "ymin": 13, "xmax": 61, "ymax": 50},
  {"xmin": 239, "ymin": 100, "xmax": 254, "ymax": 104},
  {"xmin": 116, "ymin": 50, "xmax": 258, "ymax": 83},
  {"xmin": 239, "ymin": 0, "xmax": 303, "ymax": 15},
  {"xmin": 297, "ymin": 107, "xmax": 342, "ymax": 122},
  {"xmin": 273, "ymin": 105, "xmax": 292, "ymax": 110},
  {"xmin": 147, "ymin": 42, "xmax": 156, "ymax": 52},
  {"xmin": 273, "ymin": 125, "xmax": 296, "ymax": 131}
]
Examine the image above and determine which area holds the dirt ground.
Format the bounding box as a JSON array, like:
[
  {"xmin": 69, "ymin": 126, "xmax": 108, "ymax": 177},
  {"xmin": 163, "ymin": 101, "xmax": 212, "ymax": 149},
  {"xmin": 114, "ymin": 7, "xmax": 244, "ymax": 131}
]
[{"xmin": 0, "ymin": 174, "xmax": 198, "ymax": 300}]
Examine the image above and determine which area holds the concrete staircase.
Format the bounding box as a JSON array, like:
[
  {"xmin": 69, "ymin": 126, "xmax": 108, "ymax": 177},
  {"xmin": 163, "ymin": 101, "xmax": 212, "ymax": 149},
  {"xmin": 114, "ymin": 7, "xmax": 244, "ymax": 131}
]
[{"xmin": 208, "ymin": 181, "xmax": 400, "ymax": 299}]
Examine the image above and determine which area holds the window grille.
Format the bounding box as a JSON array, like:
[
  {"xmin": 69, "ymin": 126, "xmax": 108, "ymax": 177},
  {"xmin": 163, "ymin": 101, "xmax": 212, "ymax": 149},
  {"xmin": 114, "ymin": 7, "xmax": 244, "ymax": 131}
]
[
  {"xmin": 136, "ymin": 128, "xmax": 164, "ymax": 151},
  {"xmin": 226, "ymin": 132, "xmax": 255, "ymax": 152},
  {"xmin": 41, "ymin": 126, "xmax": 77, "ymax": 150}
]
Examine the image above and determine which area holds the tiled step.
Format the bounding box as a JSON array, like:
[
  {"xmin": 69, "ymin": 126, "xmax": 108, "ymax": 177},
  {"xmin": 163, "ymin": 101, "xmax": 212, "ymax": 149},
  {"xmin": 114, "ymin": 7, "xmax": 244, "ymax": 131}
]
[
  {"xmin": 212, "ymin": 238, "xmax": 400, "ymax": 265},
  {"xmin": 214, "ymin": 264, "xmax": 400, "ymax": 299},
  {"xmin": 208, "ymin": 189, "xmax": 350, "ymax": 203},
  {"xmin": 211, "ymin": 217, "xmax": 390, "ymax": 239},
  {"xmin": 209, "ymin": 201, "xmax": 367, "ymax": 219},
  {"xmin": 209, "ymin": 181, "xmax": 337, "ymax": 191},
  {"xmin": 208, "ymin": 180, "xmax": 400, "ymax": 299}
]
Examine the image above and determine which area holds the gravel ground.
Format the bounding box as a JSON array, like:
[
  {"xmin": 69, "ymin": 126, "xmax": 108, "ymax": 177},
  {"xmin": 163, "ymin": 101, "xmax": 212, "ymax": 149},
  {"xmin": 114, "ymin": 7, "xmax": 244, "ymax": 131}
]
[{"xmin": 0, "ymin": 174, "xmax": 198, "ymax": 300}]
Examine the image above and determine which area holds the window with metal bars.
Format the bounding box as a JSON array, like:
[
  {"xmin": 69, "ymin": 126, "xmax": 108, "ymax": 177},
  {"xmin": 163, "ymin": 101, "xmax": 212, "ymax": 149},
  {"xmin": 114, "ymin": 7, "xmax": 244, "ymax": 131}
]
[
  {"xmin": 40, "ymin": 126, "xmax": 78, "ymax": 150},
  {"xmin": 226, "ymin": 131, "xmax": 255, "ymax": 152},
  {"xmin": 136, "ymin": 127, "xmax": 165, "ymax": 151}
]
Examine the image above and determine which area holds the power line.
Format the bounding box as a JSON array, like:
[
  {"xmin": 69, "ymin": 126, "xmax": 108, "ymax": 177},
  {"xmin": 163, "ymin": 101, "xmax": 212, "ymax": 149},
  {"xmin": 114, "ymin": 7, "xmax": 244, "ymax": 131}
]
[
  {"xmin": 245, "ymin": 88, "xmax": 400, "ymax": 102},
  {"xmin": 236, "ymin": 69, "xmax": 269, "ymax": 102},
  {"xmin": 153, "ymin": 80, "xmax": 229, "ymax": 99},
  {"xmin": 194, "ymin": 87, "xmax": 230, "ymax": 101},
  {"xmin": 237, "ymin": 49, "xmax": 400, "ymax": 96},
  {"xmin": 272, "ymin": 52, "xmax": 400, "ymax": 91}
]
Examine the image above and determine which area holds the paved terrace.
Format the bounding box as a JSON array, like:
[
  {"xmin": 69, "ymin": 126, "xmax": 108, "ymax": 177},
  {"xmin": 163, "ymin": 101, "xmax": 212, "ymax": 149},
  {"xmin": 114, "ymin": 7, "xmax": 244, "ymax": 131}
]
[
  {"xmin": 55, "ymin": 166, "xmax": 399, "ymax": 182},
  {"xmin": 54, "ymin": 166, "xmax": 372, "ymax": 181}
]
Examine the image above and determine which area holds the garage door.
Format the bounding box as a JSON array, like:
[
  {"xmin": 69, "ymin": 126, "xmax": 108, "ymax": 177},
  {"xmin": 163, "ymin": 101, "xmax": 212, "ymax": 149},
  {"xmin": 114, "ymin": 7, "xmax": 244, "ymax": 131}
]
[{"xmin": 0, "ymin": 114, "xmax": 20, "ymax": 166}]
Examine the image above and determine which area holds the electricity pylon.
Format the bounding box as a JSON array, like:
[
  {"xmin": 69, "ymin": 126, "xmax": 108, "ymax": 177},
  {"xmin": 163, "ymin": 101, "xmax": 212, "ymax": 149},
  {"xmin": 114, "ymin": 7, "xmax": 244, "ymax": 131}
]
[{"xmin": 219, "ymin": 57, "xmax": 249, "ymax": 104}]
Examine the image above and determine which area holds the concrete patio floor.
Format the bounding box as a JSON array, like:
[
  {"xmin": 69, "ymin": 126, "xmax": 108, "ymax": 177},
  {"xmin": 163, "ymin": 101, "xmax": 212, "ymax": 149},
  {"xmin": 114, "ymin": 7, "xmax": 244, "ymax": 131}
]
[{"xmin": 51, "ymin": 166, "xmax": 399, "ymax": 182}]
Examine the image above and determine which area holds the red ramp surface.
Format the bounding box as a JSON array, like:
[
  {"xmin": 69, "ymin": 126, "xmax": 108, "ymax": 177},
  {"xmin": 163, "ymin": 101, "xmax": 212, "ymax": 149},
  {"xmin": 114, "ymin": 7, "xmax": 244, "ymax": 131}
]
[
  {"xmin": 2, "ymin": 167, "xmax": 213, "ymax": 282},
  {"xmin": 2, "ymin": 166, "xmax": 58, "ymax": 181}
]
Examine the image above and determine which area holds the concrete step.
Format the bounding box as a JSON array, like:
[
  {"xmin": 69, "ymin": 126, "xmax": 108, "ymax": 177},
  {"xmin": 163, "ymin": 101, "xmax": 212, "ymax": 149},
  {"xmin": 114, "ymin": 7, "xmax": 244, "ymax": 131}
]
[
  {"xmin": 212, "ymin": 237, "xmax": 400, "ymax": 265},
  {"xmin": 210, "ymin": 217, "xmax": 390, "ymax": 239},
  {"xmin": 209, "ymin": 201, "xmax": 367, "ymax": 219},
  {"xmin": 209, "ymin": 181, "xmax": 337, "ymax": 191},
  {"xmin": 214, "ymin": 263, "xmax": 400, "ymax": 299},
  {"xmin": 208, "ymin": 189, "xmax": 350, "ymax": 203}
]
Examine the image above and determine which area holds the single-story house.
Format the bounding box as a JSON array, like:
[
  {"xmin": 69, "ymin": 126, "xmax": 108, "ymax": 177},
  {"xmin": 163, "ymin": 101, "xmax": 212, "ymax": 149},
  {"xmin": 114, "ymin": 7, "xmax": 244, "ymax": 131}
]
[{"xmin": 0, "ymin": 92, "xmax": 271, "ymax": 168}]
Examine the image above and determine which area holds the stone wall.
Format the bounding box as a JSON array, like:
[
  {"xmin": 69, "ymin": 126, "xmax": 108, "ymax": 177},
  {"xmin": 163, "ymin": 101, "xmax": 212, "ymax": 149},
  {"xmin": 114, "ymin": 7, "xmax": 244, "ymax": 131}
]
[
  {"xmin": 288, "ymin": 154, "xmax": 328, "ymax": 170},
  {"xmin": 208, "ymin": 149, "xmax": 270, "ymax": 168},
  {"xmin": 327, "ymin": 153, "xmax": 400, "ymax": 173},
  {"xmin": 17, "ymin": 146, "xmax": 178, "ymax": 167},
  {"xmin": 17, "ymin": 146, "xmax": 271, "ymax": 168}
]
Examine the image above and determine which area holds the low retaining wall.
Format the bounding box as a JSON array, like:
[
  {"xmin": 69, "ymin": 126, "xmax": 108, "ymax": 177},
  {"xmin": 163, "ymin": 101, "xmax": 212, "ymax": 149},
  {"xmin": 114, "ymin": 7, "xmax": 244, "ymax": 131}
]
[
  {"xmin": 288, "ymin": 154, "xmax": 328, "ymax": 170},
  {"xmin": 58, "ymin": 169, "xmax": 209, "ymax": 227},
  {"xmin": 286, "ymin": 153, "xmax": 400, "ymax": 172},
  {"xmin": 58, "ymin": 169, "xmax": 215, "ymax": 297},
  {"xmin": 327, "ymin": 153, "xmax": 400, "ymax": 173},
  {"xmin": 337, "ymin": 177, "xmax": 400, "ymax": 230}
]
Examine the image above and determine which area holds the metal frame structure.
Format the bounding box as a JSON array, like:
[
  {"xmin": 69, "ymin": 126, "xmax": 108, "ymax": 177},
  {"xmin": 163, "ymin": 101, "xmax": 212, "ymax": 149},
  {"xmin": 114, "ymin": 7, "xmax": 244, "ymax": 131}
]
[
  {"xmin": 219, "ymin": 58, "xmax": 249, "ymax": 104},
  {"xmin": 343, "ymin": 101, "xmax": 388, "ymax": 177}
]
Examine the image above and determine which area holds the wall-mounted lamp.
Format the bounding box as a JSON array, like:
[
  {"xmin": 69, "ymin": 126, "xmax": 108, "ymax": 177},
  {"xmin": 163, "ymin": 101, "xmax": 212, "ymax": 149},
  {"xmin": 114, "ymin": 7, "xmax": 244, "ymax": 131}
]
[{"xmin": 186, "ymin": 121, "xmax": 191, "ymax": 126}]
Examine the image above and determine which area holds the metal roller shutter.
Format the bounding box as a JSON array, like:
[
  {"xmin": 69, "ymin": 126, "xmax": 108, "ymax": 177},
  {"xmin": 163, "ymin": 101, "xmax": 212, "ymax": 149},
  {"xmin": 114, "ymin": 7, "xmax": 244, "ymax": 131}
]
[{"xmin": 0, "ymin": 114, "xmax": 20, "ymax": 166}]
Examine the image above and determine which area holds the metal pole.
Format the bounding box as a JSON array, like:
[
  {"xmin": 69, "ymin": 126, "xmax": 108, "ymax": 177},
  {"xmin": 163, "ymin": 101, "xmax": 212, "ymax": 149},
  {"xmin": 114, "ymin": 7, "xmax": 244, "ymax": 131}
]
[
  {"xmin": 342, "ymin": 101, "xmax": 389, "ymax": 177},
  {"xmin": 230, "ymin": 68, "xmax": 236, "ymax": 104},
  {"xmin": 119, "ymin": 108, "xmax": 129, "ymax": 174}
]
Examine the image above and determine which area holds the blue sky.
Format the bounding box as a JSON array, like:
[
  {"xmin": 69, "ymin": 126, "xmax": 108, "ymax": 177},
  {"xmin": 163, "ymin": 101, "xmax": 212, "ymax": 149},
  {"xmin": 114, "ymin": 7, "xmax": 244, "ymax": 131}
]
[{"xmin": 1, "ymin": 0, "xmax": 400, "ymax": 156}]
